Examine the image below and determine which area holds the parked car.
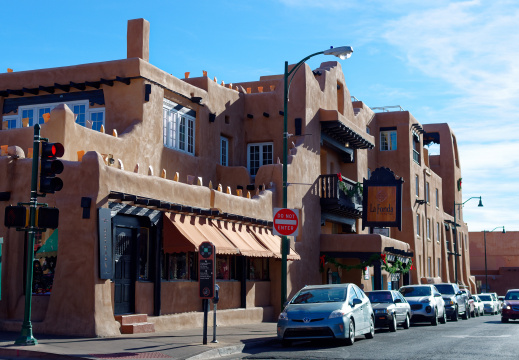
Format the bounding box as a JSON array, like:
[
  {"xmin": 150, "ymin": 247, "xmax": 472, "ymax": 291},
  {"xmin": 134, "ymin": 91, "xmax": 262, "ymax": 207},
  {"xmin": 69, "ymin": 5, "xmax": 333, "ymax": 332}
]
[
  {"xmin": 478, "ymin": 293, "xmax": 499, "ymax": 315},
  {"xmin": 501, "ymin": 289, "xmax": 519, "ymax": 323},
  {"xmin": 473, "ymin": 295, "xmax": 484, "ymax": 316},
  {"xmin": 366, "ymin": 290, "xmax": 412, "ymax": 331},
  {"xmin": 277, "ymin": 284, "xmax": 375, "ymax": 346},
  {"xmin": 399, "ymin": 285, "xmax": 446, "ymax": 325},
  {"xmin": 459, "ymin": 288, "xmax": 476, "ymax": 318},
  {"xmin": 482, "ymin": 292, "xmax": 501, "ymax": 313},
  {"xmin": 435, "ymin": 283, "xmax": 468, "ymax": 321},
  {"xmin": 498, "ymin": 295, "xmax": 505, "ymax": 309}
]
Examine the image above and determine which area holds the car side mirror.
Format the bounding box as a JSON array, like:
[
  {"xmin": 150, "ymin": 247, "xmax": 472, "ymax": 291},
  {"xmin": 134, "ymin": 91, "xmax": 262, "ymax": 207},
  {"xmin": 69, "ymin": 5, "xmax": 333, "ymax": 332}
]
[
  {"xmin": 435, "ymin": 293, "xmax": 441, "ymax": 297},
  {"xmin": 456, "ymin": 291, "xmax": 463, "ymax": 296},
  {"xmin": 394, "ymin": 298, "xmax": 402, "ymax": 303},
  {"xmin": 351, "ymin": 298, "xmax": 362, "ymax": 307}
]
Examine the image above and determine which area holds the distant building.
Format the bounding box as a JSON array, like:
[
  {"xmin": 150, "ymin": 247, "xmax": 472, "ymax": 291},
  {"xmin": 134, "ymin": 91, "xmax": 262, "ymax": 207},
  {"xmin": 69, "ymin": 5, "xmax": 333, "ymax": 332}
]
[{"xmin": 470, "ymin": 231, "xmax": 519, "ymax": 295}]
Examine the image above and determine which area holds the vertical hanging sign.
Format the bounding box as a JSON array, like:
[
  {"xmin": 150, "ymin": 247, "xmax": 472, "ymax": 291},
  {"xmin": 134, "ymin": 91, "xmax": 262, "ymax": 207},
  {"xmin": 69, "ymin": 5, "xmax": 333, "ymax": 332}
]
[
  {"xmin": 199, "ymin": 241, "xmax": 215, "ymax": 299},
  {"xmin": 362, "ymin": 167, "xmax": 404, "ymax": 231},
  {"xmin": 98, "ymin": 208, "xmax": 113, "ymax": 280}
]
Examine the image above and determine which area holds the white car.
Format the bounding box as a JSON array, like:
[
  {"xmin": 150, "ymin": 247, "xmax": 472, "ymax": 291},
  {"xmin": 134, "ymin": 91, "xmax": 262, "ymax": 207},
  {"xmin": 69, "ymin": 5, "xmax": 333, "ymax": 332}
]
[
  {"xmin": 399, "ymin": 285, "xmax": 446, "ymax": 325},
  {"xmin": 472, "ymin": 295, "xmax": 484, "ymax": 316},
  {"xmin": 478, "ymin": 293, "xmax": 499, "ymax": 315}
]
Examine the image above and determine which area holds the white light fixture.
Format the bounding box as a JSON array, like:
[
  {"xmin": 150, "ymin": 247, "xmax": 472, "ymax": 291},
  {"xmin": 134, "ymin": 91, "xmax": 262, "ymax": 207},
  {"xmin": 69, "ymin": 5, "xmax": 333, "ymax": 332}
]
[{"xmin": 323, "ymin": 46, "xmax": 354, "ymax": 60}]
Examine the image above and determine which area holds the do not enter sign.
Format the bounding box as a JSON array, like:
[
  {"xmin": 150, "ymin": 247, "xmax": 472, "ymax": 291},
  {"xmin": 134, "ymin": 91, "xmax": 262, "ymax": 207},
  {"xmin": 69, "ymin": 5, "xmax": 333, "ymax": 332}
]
[{"xmin": 273, "ymin": 208, "xmax": 299, "ymax": 237}]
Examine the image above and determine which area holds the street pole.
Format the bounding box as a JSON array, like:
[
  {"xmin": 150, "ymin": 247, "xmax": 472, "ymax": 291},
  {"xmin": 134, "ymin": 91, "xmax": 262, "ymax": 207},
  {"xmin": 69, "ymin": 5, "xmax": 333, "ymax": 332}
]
[{"xmin": 15, "ymin": 124, "xmax": 43, "ymax": 346}]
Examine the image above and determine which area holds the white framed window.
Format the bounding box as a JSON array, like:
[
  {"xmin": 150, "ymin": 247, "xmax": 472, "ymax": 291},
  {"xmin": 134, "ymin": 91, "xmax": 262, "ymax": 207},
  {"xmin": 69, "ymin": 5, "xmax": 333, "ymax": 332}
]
[
  {"xmin": 220, "ymin": 136, "xmax": 229, "ymax": 166},
  {"xmin": 380, "ymin": 130, "xmax": 397, "ymax": 151},
  {"xmin": 437, "ymin": 258, "xmax": 441, "ymax": 277},
  {"xmin": 247, "ymin": 142, "xmax": 273, "ymax": 176},
  {"xmin": 163, "ymin": 99, "xmax": 196, "ymax": 155},
  {"xmin": 426, "ymin": 182, "xmax": 430, "ymax": 203},
  {"xmin": 3, "ymin": 100, "xmax": 105, "ymax": 130},
  {"xmin": 415, "ymin": 175, "xmax": 419, "ymax": 197},
  {"xmin": 437, "ymin": 222, "xmax": 440, "ymax": 243},
  {"xmin": 427, "ymin": 257, "xmax": 432, "ymax": 277},
  {"xmin": 416, "ymin": 213, "xmax": 420, "ymax": 236},
  {"xmin": 427, "ymin": 218, "xmax": 431, "ymax": 239}
]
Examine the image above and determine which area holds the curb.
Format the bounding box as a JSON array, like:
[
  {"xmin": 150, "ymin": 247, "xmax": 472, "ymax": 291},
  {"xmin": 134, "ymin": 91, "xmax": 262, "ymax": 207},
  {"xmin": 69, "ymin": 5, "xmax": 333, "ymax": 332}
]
[
  {"xmin": 185, "ymin": 339, "xmax": 278, "ymax": 360},
  {"xmin": 0, "ymin": 347, "xmax": 89, "ymax": 360}
]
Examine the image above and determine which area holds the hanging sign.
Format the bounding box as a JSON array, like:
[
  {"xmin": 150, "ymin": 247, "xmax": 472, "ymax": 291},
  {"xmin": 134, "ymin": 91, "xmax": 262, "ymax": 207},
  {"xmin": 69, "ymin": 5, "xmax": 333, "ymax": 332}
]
[{"xmin": 362, "ymin": 167, "xmax": 403, "ymax": 231}]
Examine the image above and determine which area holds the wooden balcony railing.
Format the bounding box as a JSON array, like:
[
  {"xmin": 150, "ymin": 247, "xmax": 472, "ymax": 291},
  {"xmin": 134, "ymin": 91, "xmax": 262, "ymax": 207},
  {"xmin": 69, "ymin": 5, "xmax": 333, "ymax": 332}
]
[{"xmin": 319, "ymin": 174, "xmax": 363, "ymax": 218}]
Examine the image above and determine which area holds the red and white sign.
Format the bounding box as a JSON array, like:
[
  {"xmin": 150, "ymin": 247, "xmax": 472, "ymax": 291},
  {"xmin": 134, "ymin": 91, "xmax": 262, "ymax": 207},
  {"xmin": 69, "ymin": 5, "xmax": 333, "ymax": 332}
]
[{"xmin": 273, "ymin": 208, "xmax": 299, "ymax": 237}]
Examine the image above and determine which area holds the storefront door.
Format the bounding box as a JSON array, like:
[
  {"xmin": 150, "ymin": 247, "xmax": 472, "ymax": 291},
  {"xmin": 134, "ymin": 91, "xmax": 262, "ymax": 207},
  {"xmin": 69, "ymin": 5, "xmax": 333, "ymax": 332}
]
[{"xmin": 113, "ymin": 218, "xmax": 138, "ymax": 315}]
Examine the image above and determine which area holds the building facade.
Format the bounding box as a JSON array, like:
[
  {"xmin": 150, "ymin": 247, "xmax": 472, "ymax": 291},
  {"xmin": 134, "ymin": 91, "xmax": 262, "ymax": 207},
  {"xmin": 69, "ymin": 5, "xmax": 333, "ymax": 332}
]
[{"xmin": 0, "ymin": 19, "xmax": 474, "ymax": 337}]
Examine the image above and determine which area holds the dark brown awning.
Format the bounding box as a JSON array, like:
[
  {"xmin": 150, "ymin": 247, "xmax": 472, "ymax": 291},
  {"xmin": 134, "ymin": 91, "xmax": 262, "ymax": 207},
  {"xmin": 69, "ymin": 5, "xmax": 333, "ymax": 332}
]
[{"xmin": 320, "ymin": 109, "xmax": 375, "ymax": 150}]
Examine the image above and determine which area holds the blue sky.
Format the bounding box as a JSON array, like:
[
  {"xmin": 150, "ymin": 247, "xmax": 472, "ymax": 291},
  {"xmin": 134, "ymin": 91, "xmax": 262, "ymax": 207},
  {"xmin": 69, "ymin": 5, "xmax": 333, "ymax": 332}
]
[{"xmin": 2, "ymin": 0, "xmax": 518, "ymax": 231}]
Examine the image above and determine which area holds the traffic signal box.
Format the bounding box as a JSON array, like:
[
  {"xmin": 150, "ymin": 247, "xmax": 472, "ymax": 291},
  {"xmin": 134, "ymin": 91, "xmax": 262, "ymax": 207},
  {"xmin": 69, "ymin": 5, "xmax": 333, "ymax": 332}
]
[
  {"xmin": 39, "ymin": 142, "xmax": 64, "ymax": 194},
  {"xmin": 4, "ymin": 205, "xmax": 28, "ymax": 228}
]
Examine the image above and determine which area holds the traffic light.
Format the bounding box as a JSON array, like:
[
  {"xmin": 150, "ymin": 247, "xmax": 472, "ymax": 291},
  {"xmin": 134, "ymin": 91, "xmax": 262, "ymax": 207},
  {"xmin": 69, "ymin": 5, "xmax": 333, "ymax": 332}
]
[
  {"xmin": 37, "ymin": 207, "xmax": 59, "ymax": 229},
  {"xmin": 40, "ymin": 142, "xmax": 64, "ymax": 194},
  {"xmin": 4, "ymin": 205, "xmax": 28, "ymax": 228}
]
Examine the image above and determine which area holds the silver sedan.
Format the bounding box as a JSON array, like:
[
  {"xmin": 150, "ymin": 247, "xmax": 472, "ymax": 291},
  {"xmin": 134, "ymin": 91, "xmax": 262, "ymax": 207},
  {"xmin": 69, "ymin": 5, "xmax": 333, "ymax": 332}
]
[{"xmin": 277, "ymin": 283, "xmax": 374, "ymax": 346}]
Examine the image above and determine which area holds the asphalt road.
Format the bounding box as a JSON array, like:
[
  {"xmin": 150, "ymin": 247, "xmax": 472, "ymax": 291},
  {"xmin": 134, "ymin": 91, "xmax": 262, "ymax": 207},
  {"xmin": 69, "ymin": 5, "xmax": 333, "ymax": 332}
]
[{"xmin": 222, "ymin": 313, "xmax": 519, "ymax": 360}]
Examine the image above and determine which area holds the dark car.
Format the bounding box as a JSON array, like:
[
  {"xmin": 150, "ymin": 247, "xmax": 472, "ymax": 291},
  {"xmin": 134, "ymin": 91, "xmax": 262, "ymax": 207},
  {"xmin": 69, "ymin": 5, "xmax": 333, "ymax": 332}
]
[
  {"xmin": 435, "ymin": 283, "xmax": 469, "ymax": 321},
  {"xmin": 501, "ymin": 289, "xmax": 519, "ymax": 322},
  {"xmin": 367, "ymin": 290, "xmax": 411, "ymax": 331}
]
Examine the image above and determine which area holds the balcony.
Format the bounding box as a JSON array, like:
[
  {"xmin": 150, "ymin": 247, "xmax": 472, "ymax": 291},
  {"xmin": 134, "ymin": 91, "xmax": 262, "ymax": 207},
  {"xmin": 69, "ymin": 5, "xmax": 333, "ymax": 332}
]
[{"xmin": 319, "ymin": 174, "xmax": 363, "ymax": 219}]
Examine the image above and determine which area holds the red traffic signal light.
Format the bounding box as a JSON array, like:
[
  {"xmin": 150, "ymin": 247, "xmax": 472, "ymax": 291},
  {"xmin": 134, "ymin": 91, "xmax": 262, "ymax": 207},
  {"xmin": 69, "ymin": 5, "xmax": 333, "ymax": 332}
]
[
  {"xmin": 37, "ymin": 207, "xmax": 59, "ymax": 229},
  {"xmin": 40, "ymin": 142, "xmax": 64, "ymax": 194},
  {"xmin": 4, "ymin": 205, "xmax": 28, "ymax": 228}
]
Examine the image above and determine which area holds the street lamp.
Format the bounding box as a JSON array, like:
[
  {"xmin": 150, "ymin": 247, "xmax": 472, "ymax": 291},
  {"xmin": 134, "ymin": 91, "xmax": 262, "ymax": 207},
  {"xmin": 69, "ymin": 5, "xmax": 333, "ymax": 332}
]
[
  {"xmin": 281, "ymin": 46, "xmax": 353, "ymax": 307},
  {"xmin": 452, "ymin": 196, "xmax": 483, "ymax": 284},
  {"xmin": 483, "ymin": 226, "xmax": 505, "ymax": 292}
]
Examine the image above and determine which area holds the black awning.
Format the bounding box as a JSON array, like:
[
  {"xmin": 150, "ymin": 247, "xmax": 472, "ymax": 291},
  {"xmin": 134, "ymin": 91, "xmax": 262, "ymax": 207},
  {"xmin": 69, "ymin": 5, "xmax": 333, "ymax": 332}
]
[{"xmin": 321, "ymin": 120, "xmax": 374, "ymax": 150}]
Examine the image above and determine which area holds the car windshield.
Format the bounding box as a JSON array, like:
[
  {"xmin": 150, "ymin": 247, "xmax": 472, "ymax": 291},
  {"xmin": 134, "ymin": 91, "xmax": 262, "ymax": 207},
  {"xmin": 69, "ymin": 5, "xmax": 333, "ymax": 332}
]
[
  {"xmin": 367, "ymin": 291, "xmax": 393, "ymax": 303},
  {"xmin": 435, "ymin": 284, "xmax": 455, "ymax": 295},
  {"xmin": 291, "ymin": 288, "xmax": 346, "ymax": 304},
  {"xmin": 505, "ymin": 292, "xmax": 519, "ymax": 300},
  {"xmin": 479, "ymin": 295, "xmax": 492, "ymax": 301},
  {"xmin": 400, "ymin": 286, "xmax": 431, "ymax": 297}
]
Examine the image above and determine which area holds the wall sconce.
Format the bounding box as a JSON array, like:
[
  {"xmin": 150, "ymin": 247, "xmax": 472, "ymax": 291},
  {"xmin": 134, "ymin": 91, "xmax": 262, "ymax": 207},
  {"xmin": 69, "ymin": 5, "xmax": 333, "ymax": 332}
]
[
  {"xmin": 81, "ymin": 197, "xmax": 91, "ymax": 219},
  {"xmin": 263, "ymin": 112, "xmax": 270, "ymax": 118},
  {"xmin": 247, "ymin": 114, "xmax": 254, "ymax": 119}
]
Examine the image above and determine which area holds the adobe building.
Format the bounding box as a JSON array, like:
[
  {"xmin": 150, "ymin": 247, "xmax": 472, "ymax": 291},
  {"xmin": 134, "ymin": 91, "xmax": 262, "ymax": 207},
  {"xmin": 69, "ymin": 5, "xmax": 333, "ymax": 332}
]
[
  {"xmin": 470, "ymin": 231, "xmax": 519, "ymax": 295},
  {"xmin": 364, "ymin": 108, "xmax": 477, "ymax": 292},
  {"xmin": 0, "ymin": 19, "xmax": 471, "ymax": 338}
]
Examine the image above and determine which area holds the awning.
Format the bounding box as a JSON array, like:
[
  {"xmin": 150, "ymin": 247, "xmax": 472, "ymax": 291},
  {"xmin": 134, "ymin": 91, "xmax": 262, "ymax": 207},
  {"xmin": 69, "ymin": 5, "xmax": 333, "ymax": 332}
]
[
  {"xmin": 35, "ymin": 229, "xmax": 58, "ymax": 259},
  {"xmin": 163, "ymin": 213, "xmax": 238, "ymax": 255},
  {"xmin": 320, "ymin": 234, "xmax": 410, "ymax": 253},
  {"xmin": 213, "ymin": 220, "xmax": 273, "ymax": 258},
  {"xmin": 249, "ymin": 226, "xmax": 301, "ymax": 261}
]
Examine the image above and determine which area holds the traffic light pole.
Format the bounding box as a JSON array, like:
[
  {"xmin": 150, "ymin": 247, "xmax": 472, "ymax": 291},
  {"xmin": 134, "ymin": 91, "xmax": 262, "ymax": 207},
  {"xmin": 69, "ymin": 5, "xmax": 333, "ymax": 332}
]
[{"xmin": 15, "ymin": 124, "xmax": 44, "ymax": 346}]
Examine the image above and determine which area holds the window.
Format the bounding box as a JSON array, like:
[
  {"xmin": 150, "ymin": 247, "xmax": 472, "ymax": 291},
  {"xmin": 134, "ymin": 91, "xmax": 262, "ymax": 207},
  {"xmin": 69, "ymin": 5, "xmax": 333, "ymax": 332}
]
[
  {"xmin": 162, "ymin": 252, "xmax": 197, "ymax": 280},
  {"xmin": 380, "ymin": 130, "xmax": 397, "ymax": 151},
  {"xmin": 427, "ymin": 218, "xmax": 431, "ymax": 240},
  {"xmin": 437, "ymin": 222, "xmax": 440, "ymax": 243},
  {"xmin": 216, "ymin": 255, "xmax": 236, "ymax": 280},
  {"xmin": 138, "ymin": 228, "xmax": 150, "ymax": 281},
  {"xmin": 426, "ymin": 182, "xmax": 430, "ymax": 203},
  {"xmin": 412, "ymin": 132, "xmax": 420, "ymax": 164},
  {"xmin": 247, "ymin": 142, "xmax": 273, "ymax": 176},
  {"xmin": 3, "ymin": 100, "xmax": 105, "ymax": 130},
  {"xmin": 220, "ymin": 136, "xmax": 229, "ymax": 166},
  {"xmin": 438, "ymin": 258, "xmax": 441, "ymax": 277},
  {"xmin": 247, "ymin": 258, "xmax": 269, "ymax": 280},
  {"xmin": 415, "ymin": 175, "xmax": 419, "ymax": 197},
  {"xmin": 435, "ymin": 188, "xmax": 439, "ymax": 208},
  {"xmin": 465, "ymin": 234, "xmax": 468, "ymax": 251},
  {"xmin": 416, "ymin": 213, "xmax": 420, "ymax": 236},
  {"xmin": 427, "ymin": 257, "xmax": 431, "ymax": 277},
  {"xmin": 31, "ymin": 231, "xmax": 57, "ymax": 295},
  {"xmin": 163, "ymin": 99, "xmax": 196, "ymax": 155},
  {"xmin": 367, "ymin": 168, "xmax": 371, "ymax": 179}
]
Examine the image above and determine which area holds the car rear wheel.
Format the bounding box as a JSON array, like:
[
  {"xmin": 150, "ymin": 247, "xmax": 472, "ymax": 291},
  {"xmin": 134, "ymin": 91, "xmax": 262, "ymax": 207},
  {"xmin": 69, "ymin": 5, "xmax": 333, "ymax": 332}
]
[
  {"xmin": 365, "ymin": 317, "xmax": 375, "ymax": 339},
  {"xmin": 501, "ymin": 317, "xmax": 509, "ymax": 323},
  {"xmin": 389, "ymin": 314, "xmax": 397, "ymax": 332},
  {"xmin": 403, "ymin": 313, "xmax": 410, "ymax": 329},
  {"xmin": 431, "ymin": 309, "xmax": 438, "ymax": 326},
  {"xmin": 439, "ymin": 309, "xmax": 447, "ymax": 324},
  {"xmin": 344, "ymin": 319, "xmax": 355, "ymax": 346},
  {"xmin": 462, "ymin": 307, "xmax": 469, "ymax": 320}
]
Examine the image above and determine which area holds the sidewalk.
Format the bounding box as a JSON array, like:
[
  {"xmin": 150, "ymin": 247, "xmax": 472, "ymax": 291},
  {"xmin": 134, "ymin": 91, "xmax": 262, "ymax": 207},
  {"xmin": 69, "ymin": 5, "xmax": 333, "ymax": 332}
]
[{"xmin": 0, "ymin": 322, "xmax": 278, "ymax": 360}]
